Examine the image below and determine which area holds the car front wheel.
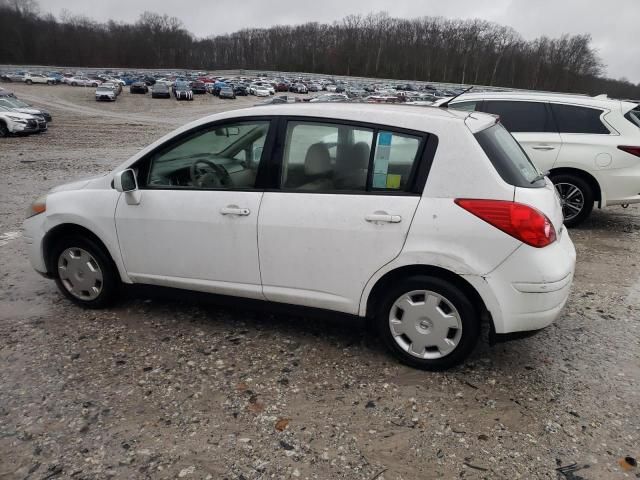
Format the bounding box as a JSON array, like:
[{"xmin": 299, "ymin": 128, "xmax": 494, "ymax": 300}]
[
  {"xmin": 52, "ymin": 236, "xmax": 119, "ymax": 308},
  {"xmin": 0, "ymin": 121, "xmax": 9, "ymax": 137},
  {"xmin": 550, "ymin": 173, "xmax": 594, "ymax": 227},
  {"xmin": 376, "ymin": 276, "xmax": 480, "ymax": 370}
]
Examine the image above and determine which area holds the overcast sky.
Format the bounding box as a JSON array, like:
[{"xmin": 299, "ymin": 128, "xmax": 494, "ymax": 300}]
[{"xmin": 39, "ymin": 0, "xmax": 640, "ymax": 83}]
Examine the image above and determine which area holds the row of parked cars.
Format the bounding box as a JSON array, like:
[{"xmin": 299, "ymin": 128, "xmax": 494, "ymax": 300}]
[{"xmin": 0, "ymin": 87, "xmax": 52, "ymax": 137}]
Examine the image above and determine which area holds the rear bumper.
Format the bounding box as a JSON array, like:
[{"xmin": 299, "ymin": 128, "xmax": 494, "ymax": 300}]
[
  {"xmin": 464, "ymin": 227, "xmax": 576, "ymax": 334},
  {"xmin": 598, "ymin": 163, "xmax": 640, "ymax": 207}
]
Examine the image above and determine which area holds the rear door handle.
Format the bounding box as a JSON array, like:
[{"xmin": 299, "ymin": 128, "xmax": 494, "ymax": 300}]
[
  {"xmin": 220, "ymin": 206, "xmax": 250, "ymax": 216},
  {"xmin": 365, "ymin": 213, "xmax": 402, "ymax": 223},
  {"xmin": 532, "ymin": 145, "xmax": 556, "ymax": 151}
]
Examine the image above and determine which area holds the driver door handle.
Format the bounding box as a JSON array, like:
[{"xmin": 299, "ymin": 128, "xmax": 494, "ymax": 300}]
[
  {"xmin": 220, "ymin": 206, "xmax": 250, "ymax": 216},
  {"xmin": 532, "ymin": 145, "xmax": 556, "ymax": 151}
]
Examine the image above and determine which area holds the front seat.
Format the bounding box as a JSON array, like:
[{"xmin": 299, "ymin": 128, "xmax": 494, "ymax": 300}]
[
  {"xmin": 334, "ymin": 141, "xmax": 370, "ymax": 190},
  {"xmin": 300, "ymin": 143, "xmax": 333, "ymax": 190}
]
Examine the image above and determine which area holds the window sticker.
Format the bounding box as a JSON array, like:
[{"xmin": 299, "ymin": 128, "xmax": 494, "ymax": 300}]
[
  {"xmin": 373, "ymin": 131, "xmax": 392, "ymax": 188},
  {"xmin": 386, "ymin": 174, "xmax": 401, "ymax": 189}
]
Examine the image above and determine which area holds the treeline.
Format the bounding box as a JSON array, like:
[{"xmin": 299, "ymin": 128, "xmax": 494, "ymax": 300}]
[{"xmin": 1, "ymin": 0, "xmax": 639, "ymax": 98}]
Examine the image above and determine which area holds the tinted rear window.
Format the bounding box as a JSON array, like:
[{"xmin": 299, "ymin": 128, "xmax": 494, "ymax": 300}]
[
  {"xmin": 550, "ymin": 103, "xmax": 609, "ymax": 134},
  {"xmin": 482, "ymin": 101, "xmax": 553, "ymax": 133},
  {"xmin": 475, "ymin": 124, "xmax": 544, "ymax": 188}
]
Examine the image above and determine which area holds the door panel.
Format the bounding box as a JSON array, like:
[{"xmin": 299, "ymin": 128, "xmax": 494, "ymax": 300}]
[
  {"xmin": 258, "ymin": 193, "xmax": 420, "ymax": 314},
  {"xmin": 115, "ymin": 190, "xmax": 264, "ymax": 298},
  {"xmin": 512, "ymin": 132, "xmax": 562, "ymax": 173}
]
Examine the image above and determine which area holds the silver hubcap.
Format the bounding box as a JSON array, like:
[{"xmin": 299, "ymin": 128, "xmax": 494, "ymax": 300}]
[
  {"xmin": 388, "ymin": 290, "xmax": 463, "ymax": 360},
  {"xmin": 57, "ymin": 248, "xmax": 103, "ymax": 301},
  {"xmin": 555, "ymin": 182, "xmax": 584, "ymax": 221}
]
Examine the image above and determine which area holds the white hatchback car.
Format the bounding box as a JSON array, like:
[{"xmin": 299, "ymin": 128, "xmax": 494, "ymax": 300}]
[
  {"xmin": 24, "ymin": 104, "xmax": 576, "ymax": 369},
  {"xmin": 435, "ymin": 92, "xmax": 640, "ymax": 226}
]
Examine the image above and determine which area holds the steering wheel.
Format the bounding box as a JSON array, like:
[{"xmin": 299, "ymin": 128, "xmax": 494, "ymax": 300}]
[{"xmin": 189, "ymin": 159, "xmax": 232, "ymax": 188}]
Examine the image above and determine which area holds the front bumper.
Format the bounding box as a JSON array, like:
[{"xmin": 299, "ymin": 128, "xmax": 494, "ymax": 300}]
[
  {"xmin": 23, "ymin": 213, "xmax": 48, "ymax": 275},
  {"xmin": 11, "ymin": 119, "xmax": 39, "ymax": 134},
  {"xmin": 464, "ymin": 226, "xmax": 576, "ymax": 334}
]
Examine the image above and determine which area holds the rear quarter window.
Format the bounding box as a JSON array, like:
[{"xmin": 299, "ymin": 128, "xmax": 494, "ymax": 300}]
[
  {"xmin": 475, "ymin": 124, "xmax": 544, "ymax": 188},
  {"xmin": 550, "ymin": 103, "xmax": 610, "ymax": 134},
  {"xmin": 624, "ymin": 107, "xmax": 640, "ymax": 128}
]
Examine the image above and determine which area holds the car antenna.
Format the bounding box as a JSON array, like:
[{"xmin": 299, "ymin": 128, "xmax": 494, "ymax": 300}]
[{"xmin": 439, "ymin": 86, "xmax": 473, "ymax": 108}]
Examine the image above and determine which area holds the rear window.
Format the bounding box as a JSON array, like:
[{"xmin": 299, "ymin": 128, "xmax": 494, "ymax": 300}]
[
  {"xmin": 624, "ymin": 106, "xmax": 640, "ymax": 128},
  {"xmin": 475, "ymin": 124, "xmax": 544, "ymax": 188},
  {"xmin": 482, "ymin": 101, "xmax": 553, "ymax": 133},
  {"xmin": 550, "ymin": 103, "xmax": 609, "ymax": 134}
]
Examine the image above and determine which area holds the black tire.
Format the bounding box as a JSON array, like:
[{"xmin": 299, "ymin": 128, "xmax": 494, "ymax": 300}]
[
  {"xmin": 51, "ymin": 235, "xmax": 119, "ymax": 308},
  {"xmin": 0, "ymin": 121, "xmax": 9, "ymax": 137},
  {"xmin": 47, "ymin": 80, "xmax": 53, "ymax": 85},
  {"xmin": 25, "ymin": 79, "xmax": 33, "ymax": 85},
  {"xmin": 375, "ymin": 275, "xmax": 480, "ymax": 370},
  {"xmin": 71, "ymin": 82, "xmax": 77, "ymax": 86},
  {"xmin": 549, "ymin": 173, "xmax": 594, "ymax": 227}
]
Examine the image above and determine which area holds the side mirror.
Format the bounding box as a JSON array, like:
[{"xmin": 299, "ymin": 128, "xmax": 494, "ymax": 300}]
[{"xmin": 114, "ymin": 169, "xmax": 138, "ymax": 192}]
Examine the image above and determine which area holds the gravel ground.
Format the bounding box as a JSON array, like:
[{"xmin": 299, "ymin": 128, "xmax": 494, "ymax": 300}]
[{"xmin": 1, "ymin": 83, "xmax": 639, "ymax": 480}]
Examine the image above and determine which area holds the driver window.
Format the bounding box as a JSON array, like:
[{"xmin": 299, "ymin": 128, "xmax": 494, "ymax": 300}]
[{"xmin": 147, "ymin": 121, "xmax": 269, "ymax": 189}]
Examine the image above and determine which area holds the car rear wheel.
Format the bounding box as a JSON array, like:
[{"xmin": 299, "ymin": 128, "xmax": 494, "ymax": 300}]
[
  {"xmin": 550, "ymin": 173, "xmax": 594, "ymax": 227},
  {"xmin": 71, "ymin": 82, "xmax": 77, "ymax": 86},
  {"xmin": 26, "ymin": 79, "xmax": 33, "ymax": 85},
  {"xmin": 375, "ymin": 275, "xmax": 480, "ymax": 370},
  {"xmin": 52, "ymin": 235, "xmax": 119, "ymax": 308}
]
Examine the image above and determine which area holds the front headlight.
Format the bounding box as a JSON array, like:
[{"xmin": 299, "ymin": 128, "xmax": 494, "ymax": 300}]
[{"xmin": 27, "ymin": 194, "xmax": 47, "ymax": 218}]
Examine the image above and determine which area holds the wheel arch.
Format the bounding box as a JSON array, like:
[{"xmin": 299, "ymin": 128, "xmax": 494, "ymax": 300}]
[
  {"xmin": 43, "ymin": 223, "xmax": 121, "ymax": 279},
  {"xmin": 549, "ymin": 167, "xmax": 602, "ymax": 206},
  {"xmin": 363, "ymin": 264, "xmax": 492, "ymax": 328}
]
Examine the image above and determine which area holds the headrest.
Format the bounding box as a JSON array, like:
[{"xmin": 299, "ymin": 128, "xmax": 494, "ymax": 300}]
[{"xmin": 304, "ymin": 143, "xmax": 331, "ymax": 176}]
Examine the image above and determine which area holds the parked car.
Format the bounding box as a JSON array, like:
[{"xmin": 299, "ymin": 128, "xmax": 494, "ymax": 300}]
[
  {"xmin": 23, "ymin": 103, "xmax": 575, "ymax": 370},
  {"xmin": 151, "ymin": 83, "xmax": 171, "ymax": 99},
  {"xmin": 95, "ymin": 85, "xmax": 116, "ymax": 102},
  {"xmin": 101, "ymin": 82, "xmax": 121, "ymax": 96},
  {"xmin": 219, "ymin": 86, "xmax": 236, "ymax": 99},
  {"xmin": 233, "ymin": 84, "xmax": 249, "ymax": 96},
  {"xmin": 174, "ymin": 83, "xmax": 193, "ymax": 101},
  {"xmin": 309, "ymin": 94, "xmax": 349, "ymax": 103},
  {"xmin": 130, "ymin": 82, "xmax": 148, "ymax": 94},
  {"xmin": 65, "ymin": 77, "xmax": 100, "ymax": 87},
  {"xmin": 290, "ymin": 83, "xmax": 308, "ymax": 94},
  {"xmin": 191, "ymin": 81, "xmax": 207, "ymax": 94},
  {"xmin": 0, "ymin": 97, "xmax": 52, "ymax": 122},
  {"xmin": 24, "ymin": 73, "xmax": 57, "ymax": 85},
  {"xmin": 0, "ymin": 105, "xmax": 39, "ymax": 136},
  {"xmin": 250, "ymin": 85, "xmax": 271, "ymax": 97},
  {"xmin": 0, "ymin": 87, "xmax": 16, "ymax": 98},
  {"xmin": 5, "ymin": 72, "xmax": 26, "ymax": 82},
  {"xmin": 435, "ymin": 92, "xmax": 640, "ymax": 226}
]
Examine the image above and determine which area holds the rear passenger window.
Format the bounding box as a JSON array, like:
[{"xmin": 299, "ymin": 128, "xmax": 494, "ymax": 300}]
[
  {"xmin": 280, "ymin": 121, "xmax": 423, "ymax": 193},
  {"xmin": 482, "ymin": 101, "xmax": 553, "ymax": 133},
  {"xmin": 550, "ymin": 104, "xmax": 610, "ymax": 134},
  {"xmin": 281, "ymin": 122, "xmax": 374, "ymax": 191}
]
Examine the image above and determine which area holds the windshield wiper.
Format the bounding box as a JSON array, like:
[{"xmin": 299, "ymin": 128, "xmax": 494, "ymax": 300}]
[{"xmin": 530, "ymin": 170, "xmax": 550, "ymax": 184}]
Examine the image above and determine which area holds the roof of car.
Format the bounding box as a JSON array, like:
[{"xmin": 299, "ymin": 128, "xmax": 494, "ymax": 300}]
[
  {"xmin": 209, "ymin": 102, "xmax": 497, "ymax": 133},
  {"xmin": 442, "ymin": 91, "xmax": 638, "ymax": 111}
]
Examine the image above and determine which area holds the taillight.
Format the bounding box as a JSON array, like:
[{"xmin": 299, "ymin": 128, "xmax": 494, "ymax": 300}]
[
  {"xmin": 454, "ymin": 199, "xmax": 556, "ymax": 248},
  {"xmin": 618, "ymin": 146, "xmax": 640, "ymax": 157}
]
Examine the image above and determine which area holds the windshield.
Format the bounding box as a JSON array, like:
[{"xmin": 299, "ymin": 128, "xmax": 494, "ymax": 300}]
[{"xmin": 475, "ymin": 124, "xmax": 544, "ymax": 188}]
